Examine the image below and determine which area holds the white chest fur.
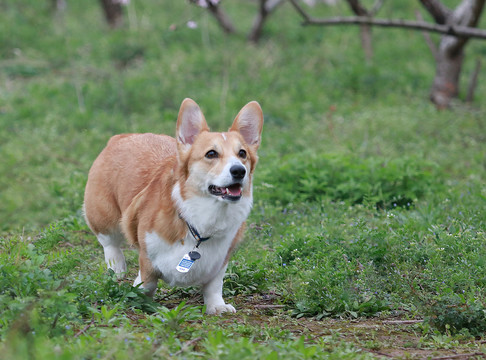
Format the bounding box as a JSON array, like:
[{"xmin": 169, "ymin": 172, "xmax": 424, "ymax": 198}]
[
  {"xmin": 145, "ymin": 228, "xmax": 237, "ymax": 287},
  {"xmin": 144, "ymin": 183, "xmax": 252, "ymax": 287},
  {"xmin": 145, "ymin": 184, "xmax": 252, "ymax": 286}
]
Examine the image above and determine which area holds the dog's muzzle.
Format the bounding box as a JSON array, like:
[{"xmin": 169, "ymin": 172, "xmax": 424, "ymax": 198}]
[{"xmin": 208, "ymin": 183, "xmax": 243, "ymax": 201}]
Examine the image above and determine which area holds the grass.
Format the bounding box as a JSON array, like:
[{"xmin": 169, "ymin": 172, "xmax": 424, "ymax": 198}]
[{"xmin": 1, "ymin": 0, "xmax": 486, "ymax": 358}]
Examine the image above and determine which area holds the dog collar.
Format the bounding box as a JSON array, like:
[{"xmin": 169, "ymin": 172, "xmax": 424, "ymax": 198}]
[
  {"xmin": 178, "ymin": 212, "xmax": 210, "ymax": 247},
  {"xmin": 185, "ymin": 221, "xmax": 210, "ymax": 248}
]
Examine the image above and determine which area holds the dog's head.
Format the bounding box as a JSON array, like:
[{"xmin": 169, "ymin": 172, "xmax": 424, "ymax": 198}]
[{"xmin": 176, "ymin": 98, "xmax": 263, "ymax": 203}]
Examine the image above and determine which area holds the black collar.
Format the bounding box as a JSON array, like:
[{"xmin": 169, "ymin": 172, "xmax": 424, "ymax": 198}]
[
  {"xmin": 180, "ymin": 216, "xmax": 209, "ymax": 248},
  {"xmin": 186, "ymin": 221, "xmax": 210, "ymax": 243},
  {"xmin": 179, "ymin": 212, "xmax": 211, "ymax": 247}
]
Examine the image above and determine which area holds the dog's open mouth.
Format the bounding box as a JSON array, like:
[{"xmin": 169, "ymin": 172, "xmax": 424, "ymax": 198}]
[{"xmin": 209, "ymin": 184, "xmax": 243, "ymax": 201}]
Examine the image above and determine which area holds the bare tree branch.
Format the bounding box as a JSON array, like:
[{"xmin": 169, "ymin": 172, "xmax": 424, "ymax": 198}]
[
  {"xmin": 466, "ymin": 57, "xmax": 481, "ymax": 102},
  {"xmin": 345, "ymin": 0, "xmax": 373, "ymax": 61},
  {"xmin": 419, "ymin": 0, "xmax": 451, "ymax": 24},
  {"xmin": 290, "ymin": 0, "xmax": 311, "ymax": 21},
  {"xmin": 444, "ymin": 0, "xmax": 486, "ymax": 55},
  {"xmin": 302, "ymin": 17, "xmax": 486, "ymax": 39},
  {"xmin": 189, "ymin": 0, "xmax": 236, "ymax": 34},
  {"xmin": 345, "ymin": 0, "xmax": 384, "ymax": 16},
  {"xmin": 288, "ymin": 0, "xmax": 486, "ymax": 40},
  {"xmin": 415, "ymin": 9, "xmax": 438, "ymax": 60},
  {"xmin": 207, "ymin": 2, "xmax": 236, "ymax": 34},
  {"xmin": 248, "ymin": 0, "xmax": 285, "ymax": 42},
  {"xmin": 369, "ymin": 0, "xmax": 385, "ymax": 17},
  {"xmin": 346, "ymin": 0, "xmax": 369, "ymax": 16}
]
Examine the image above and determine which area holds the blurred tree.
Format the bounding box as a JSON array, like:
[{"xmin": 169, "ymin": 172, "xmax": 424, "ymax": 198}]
[
  {"xmin": 420, "ymin": 0, "xmax": 485, "ymax": 108},
  {"xmin": 50, "ymin": 0, "xmax": 66, "ymax": 12},
  {"xmin": 345, "ymin": 0, "xmax": 384, "ymax": 63},
  {"xmin": 90, "ymin": 0, "xmax": 484, "ymax": 108},
  {"xmin": 290, "ymin": 0, "xmax": 486, "ymax": 109},
  {"xmin": 190, "ymin": 0, "xmax": 236, "ymax": 34},
  {"xmin": 99, "ymin": 0, "xmax": 126, "ymax": 28},
  {"xmin": 248, "ymin": 0, "xmax": 285, "ymax": 43}
]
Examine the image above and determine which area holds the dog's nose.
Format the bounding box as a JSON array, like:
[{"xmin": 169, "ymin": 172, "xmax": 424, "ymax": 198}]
[{"xmin": 230, "ymin": 165, "xmax": 246, "ymax": 180}]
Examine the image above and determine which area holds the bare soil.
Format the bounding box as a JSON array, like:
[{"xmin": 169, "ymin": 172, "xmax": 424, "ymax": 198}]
[
  {"xmin": 235, "ymin": 295, "xmax": 486, "ymax": 360},
  {"xmin": 155, "ymin": 291, "xmax": 486, "ymax": 359}
]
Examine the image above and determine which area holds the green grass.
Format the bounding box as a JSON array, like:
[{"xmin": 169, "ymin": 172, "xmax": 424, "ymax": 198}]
[{"xmin": 1, "ymin": 0, "xmax": 486, "ymax": 358}]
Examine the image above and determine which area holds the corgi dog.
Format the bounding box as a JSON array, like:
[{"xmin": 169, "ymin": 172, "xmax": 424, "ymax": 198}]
[{"xmin": 83, "ymin": 98, "xmax": 263, "ymax": 314}]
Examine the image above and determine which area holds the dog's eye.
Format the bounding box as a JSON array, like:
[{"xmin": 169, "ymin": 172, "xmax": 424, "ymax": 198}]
[
  {"xmin": 205, "ymin": 150, "xmax": 219, "ymax": 159},
  {"xmin": 238, "ymin": 149, "xmax": 247, "ymax": 159}
]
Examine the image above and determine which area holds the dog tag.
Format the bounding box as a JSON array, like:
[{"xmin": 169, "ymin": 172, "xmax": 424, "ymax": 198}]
[
  {"xmin": 188, "ymin": 251, "xmax": 201, "ymax": 260},
  {"xmin": 176, "ymin": 253, "xmax": 195, "ymax": 273}
]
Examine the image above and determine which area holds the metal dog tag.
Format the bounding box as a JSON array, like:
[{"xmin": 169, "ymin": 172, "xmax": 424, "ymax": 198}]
[
  {"xmin": 188, "ymin": 251, "xmax": 201, "ymax": 260},
  {"xmin": 176, "ymin": 253, "xmax": 195, "ymax": 273}
]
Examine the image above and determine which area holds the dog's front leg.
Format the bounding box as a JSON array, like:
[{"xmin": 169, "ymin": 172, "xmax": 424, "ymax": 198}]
[{"xmin": 202, "ymin": 264, "xmax": 235, "ymax": 315}]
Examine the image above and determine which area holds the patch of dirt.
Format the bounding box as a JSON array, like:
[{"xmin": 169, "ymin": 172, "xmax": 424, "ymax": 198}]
[
  {"xmin": 232, "ymin": 294, "xmax": 486, "ymax": 360},
  {"xmin": 150, "ymin": 292, "xmax": 485, "ymax": 359}
]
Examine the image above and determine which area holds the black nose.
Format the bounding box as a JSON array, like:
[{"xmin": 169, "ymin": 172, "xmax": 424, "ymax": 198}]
[{"xmin": 230, "ymin": 165, "xmax": 246, "ymax": 180}]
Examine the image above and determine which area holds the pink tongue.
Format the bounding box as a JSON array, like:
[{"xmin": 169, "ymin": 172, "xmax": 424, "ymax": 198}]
[{"xmin": 227, "ymin": 185, "xmax": 242, "ymax": 196}]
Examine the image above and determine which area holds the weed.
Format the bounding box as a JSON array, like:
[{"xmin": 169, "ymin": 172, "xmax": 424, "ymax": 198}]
[
  {"xmin": 224, "ymin": 261, "xmax": 268, "ymax": 296},
  {"xmin": 425, "ymin": 296, "xmax": 486, "ymax": 336},
  {"xmin": 257, "ymin": 153, "xmax": 439, "ymax": 209},
  {"xmin": 150, "ymin": 302, "xmax": 203, "ymax": 332}
]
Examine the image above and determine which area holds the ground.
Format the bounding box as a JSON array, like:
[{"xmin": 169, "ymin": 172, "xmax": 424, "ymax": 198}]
[{"xmin": 153, "ymin": 292, "xmax": 486, "ymax": 359}]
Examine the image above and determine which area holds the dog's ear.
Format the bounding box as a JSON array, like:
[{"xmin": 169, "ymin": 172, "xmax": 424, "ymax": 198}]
[
  {"xmin": 229, "ymin": 101, "xmax": 264, "ymax": 149},
  {"xmin": 176, "ymin": 98, "xmax": 209, "ymax": 147}
]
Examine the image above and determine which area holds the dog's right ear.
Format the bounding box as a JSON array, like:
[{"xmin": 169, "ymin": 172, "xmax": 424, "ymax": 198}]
[{"xmin": 176, "ymin": 98, "xmax": 209, "ymax": 149}]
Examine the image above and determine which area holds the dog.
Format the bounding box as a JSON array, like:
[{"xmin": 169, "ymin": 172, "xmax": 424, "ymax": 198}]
[{"xmin": 83, "ymin": 98, "xmax": 263, "ymax": 314}]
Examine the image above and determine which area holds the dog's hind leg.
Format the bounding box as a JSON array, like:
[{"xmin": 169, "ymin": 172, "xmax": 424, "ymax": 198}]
[
  {"xmin": 83, "ymin": 201, "xmax": 126, "ymax": 277},
  {"xmin": 97, "ymin": 231, "xmax": 127, "ymax": 277}
]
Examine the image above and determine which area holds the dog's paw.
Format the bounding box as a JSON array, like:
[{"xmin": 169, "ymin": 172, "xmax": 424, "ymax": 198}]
[
  {"xmin": 104, "ymin": 250, "xmax": 127, "ymax": 278},
  {"xmin": 205, "ymin": 303, "xmax": 236, "ymax": 315},
  {"xmin": 107, "ymin": 262, "xmax": 127, "ymax": 279}
]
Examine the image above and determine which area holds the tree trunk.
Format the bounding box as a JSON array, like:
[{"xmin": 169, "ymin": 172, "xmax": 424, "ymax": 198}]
[
  {"xmin": 359, "ymin": 24, "xmax": 373, "ymax": 63},
  {"xmin": 426, "ymin": 0, "xmax": 485, "ymax": 108},
  {"xmin": 99, "ymin": 0, "xmax": 123, "ymax": 28},
  {"xmin": 51, "ymin": 0, "xmax": 66, "ymax": 12},
  {"xmin": 290, "ymin": 0, "xmax": 485, "ymax": 108},
  {"xmin": 430, "ymin": 43, "xmax": 464, "ymax": 109},
  {"xmin": 248, "ymin": 0, "xmax": 284, "ymax": 43},
  {"xmin": 466, "ymin": 58, "xmax": 481, "ymax": 102},
  {"xmin": 248, "ymin": 13, "xmax": 267, "ymax": 42},
  {"xmin": 345, "ymin": 0, "xmax": 374, "ymax": 62}
]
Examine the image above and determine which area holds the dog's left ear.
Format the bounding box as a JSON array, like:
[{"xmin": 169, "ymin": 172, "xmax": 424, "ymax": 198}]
[{"xmin": 229, "ymin": 101, "xmax": 264, "ymax": 149}]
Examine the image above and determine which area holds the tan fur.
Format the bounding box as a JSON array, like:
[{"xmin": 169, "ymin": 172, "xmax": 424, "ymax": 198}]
[
  {"xmin": 84, "ymin": 133, "xmax": 177, "ymax": 235},
  {"xmin": 224, "ymin": 223, "xmax": 247, "ymax": 266}
]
